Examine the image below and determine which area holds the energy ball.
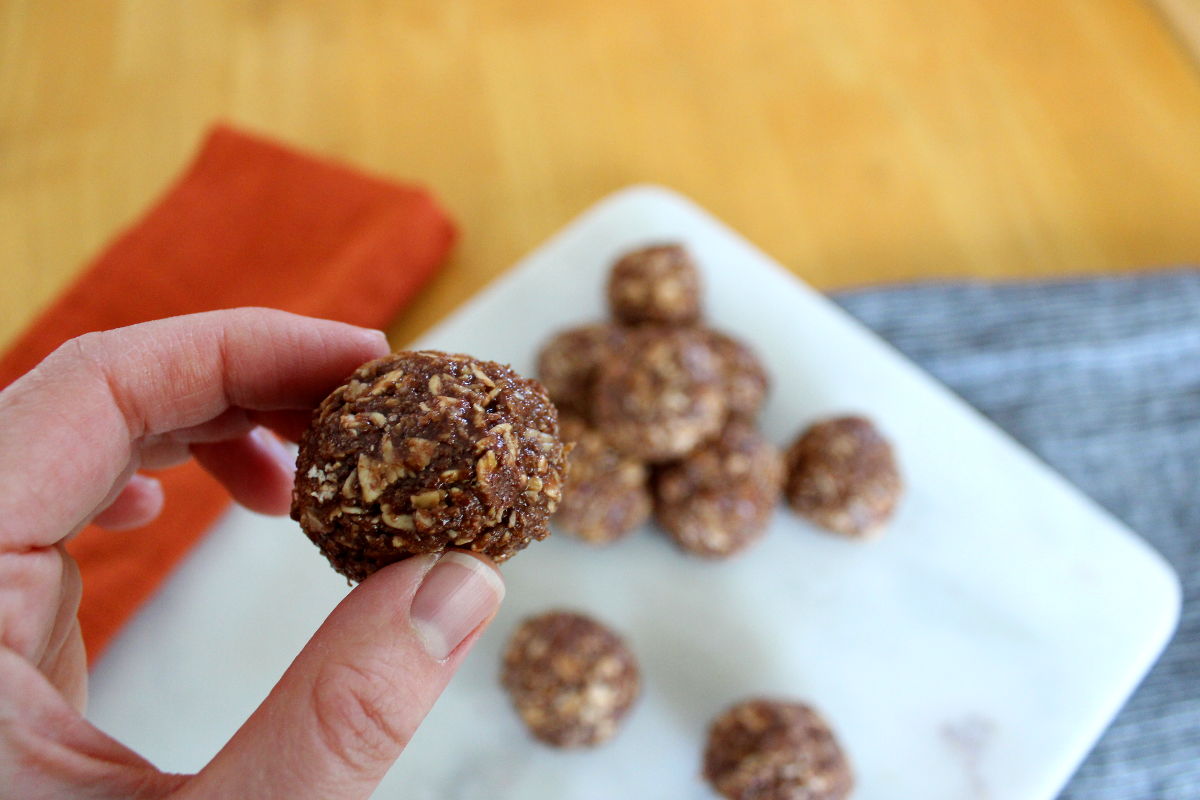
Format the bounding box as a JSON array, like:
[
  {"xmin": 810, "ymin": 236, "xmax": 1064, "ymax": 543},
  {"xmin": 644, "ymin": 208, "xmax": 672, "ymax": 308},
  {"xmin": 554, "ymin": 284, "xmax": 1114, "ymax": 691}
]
[
  {"xmin": 501, "ymin": 610, "xmax": 640, "ymax": 748},
  {"xmin": 291, "ymin": 351, "xmax": 569, "ymax": 581},
  {"xmin": 554, "ymin": 416, "xmax": 652, "ymax": 545},
  {"xmin": 593, "ymin": 326, "xmax": 727, "ymax": 462},
  {"xmin": 535, "ymin": 323, "xmax": 627, "ymax": 420},
  {"xmin": 705, "ymin": 328, "xmax": 770, "ymax": 420},
  {"xmin": 785, "ymin": 415, "xmax": 902, "ymax": 539},
  {"xmin": 704, "ymin": 699, "xmax": 854, "ymax": 800},
  {"xmin": 607, "ymin": 243, "xmax": 702, "ymax": 325},
  {"xmin": 654, "ymin": 422, "xmax": 783, "ymax": 558}
]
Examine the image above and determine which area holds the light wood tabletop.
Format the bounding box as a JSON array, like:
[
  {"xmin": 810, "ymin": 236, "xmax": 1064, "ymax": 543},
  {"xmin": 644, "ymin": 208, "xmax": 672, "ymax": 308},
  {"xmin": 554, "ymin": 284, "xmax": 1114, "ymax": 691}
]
[{"xmin": 3, "ymin": 0, "xmax": 1200, "ymax": 349}]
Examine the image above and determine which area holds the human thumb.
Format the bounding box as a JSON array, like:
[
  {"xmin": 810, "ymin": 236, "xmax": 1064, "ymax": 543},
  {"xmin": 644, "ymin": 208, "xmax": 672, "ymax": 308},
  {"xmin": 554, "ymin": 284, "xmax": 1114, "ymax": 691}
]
[{"xmin": 181, "ymin": 552, "xmax": 504, "ymax": 800}]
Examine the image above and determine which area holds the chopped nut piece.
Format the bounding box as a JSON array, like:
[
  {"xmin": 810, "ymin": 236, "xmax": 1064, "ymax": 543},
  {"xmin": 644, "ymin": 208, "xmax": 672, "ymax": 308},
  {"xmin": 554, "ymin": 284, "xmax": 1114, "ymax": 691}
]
[
  {"xmin": 476, "ymin": 450, "xmax": 498, "ymax": 481},
  {"xmin": 470, "ymin": 363, "xmax": 496, "ymax": 387},
  {"xmin": 410, "ymin": 489, "xmax": 444, "ymax": 509},
  {"xmin": 368, "ymin": 369, "xmax": 405, "ymax": 395},
  {"xmin": 404, "ymin": 437, "xmax": 438, "ymax": 469},
  {"xmin": 380, "ymin": 506, "xmax": 415, "ymax": 531},
  {"xmin": 531, "ymin": 429, "xmax": 559, "ymax": 451},
  {"xmin": 357, "ymin": 453, "xmax": 407, "ymax": 504},
  {"xmin": 501, "ymin": 611, "xmax": 640, "ymax": 748}
]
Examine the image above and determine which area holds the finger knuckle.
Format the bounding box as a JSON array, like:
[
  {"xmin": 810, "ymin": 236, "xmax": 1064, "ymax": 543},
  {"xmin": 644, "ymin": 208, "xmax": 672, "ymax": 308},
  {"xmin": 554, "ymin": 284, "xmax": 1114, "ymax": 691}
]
[
  {"xmin": 44, "ymin": 332, "xmax": 99, "ymax": 376},
  {"xmin": 54, "ymin": 333, "xmax": 145, "ymax": 434},
  {"xmin": 310, "ymin": 660, "xmax": 413, "ymax": 773},
  {"xmin": 61, "ymin": 329, "xmax": 106, "ymax": 357}
]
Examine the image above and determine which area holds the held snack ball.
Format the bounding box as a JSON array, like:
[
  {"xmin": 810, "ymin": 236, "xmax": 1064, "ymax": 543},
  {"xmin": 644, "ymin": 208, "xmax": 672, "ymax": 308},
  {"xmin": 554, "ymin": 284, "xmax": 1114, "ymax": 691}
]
[
  {"xmin": 501, "ymin": 610, "xmax": 640, "ymax": 748},
  {"xmin": 291, "ymin": 351, "xmax": 569, "ymax": 581},
  {"xmin": 553, "ymin": 415, "xmax": 652, "ymax": 546},
  {"xmin": 606, "ymin": 243, "xmax": 703, "ymax": 325},
  {"xmin": 704, "ymin": 699, "xmax": 854, "ymax": 800},
  {"xmin": 785, "ymin": 415, "xmax": 902, "ymax": 539}
]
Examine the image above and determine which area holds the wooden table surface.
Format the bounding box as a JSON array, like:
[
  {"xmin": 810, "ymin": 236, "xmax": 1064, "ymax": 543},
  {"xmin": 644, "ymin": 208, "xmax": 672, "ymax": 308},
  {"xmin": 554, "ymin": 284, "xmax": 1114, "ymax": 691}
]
[{"xmin": 3, "ymin": 1, "xmax": 1200, "ymax": 348}]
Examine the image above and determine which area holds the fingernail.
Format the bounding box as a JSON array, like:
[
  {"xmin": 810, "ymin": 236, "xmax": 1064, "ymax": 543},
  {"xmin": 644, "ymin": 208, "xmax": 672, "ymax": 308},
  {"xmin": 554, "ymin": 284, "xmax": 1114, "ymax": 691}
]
[
  {"xmin": 254, "ymin": 427, "xmax": 296, "ymax": 472},
  {"xmin": 410, "ymin": 552, "xmax": 505, "ymax": 660}
]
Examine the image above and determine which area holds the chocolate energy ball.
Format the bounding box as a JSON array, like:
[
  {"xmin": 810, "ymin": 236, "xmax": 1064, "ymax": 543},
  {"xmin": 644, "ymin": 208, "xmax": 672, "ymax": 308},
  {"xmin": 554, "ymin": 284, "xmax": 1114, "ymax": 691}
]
[
  {"xmin": 784, "ymin": 415, "xmax": 902, "ymax": 539},
  {"xmin": 654, "ymin": 422, "xmax": 783, "ymax": 558},
  {"xmin": 535, "ymin": 323, "xmax": 627, "ymax": 420},
  {"xmin": 593, "ymin": 326, "xmax": 727, "ymax": 462},
  {"xmin": 554, "ymin": 416, "xmax": 652, "ymax": 545},
  {"xmin": 705, "ymin": 328, "xmax": 770, "ymax": 420},
  {"xmin": 501, "ymin": 610, "xmax": 640, "ymax": 748},
  {"xmin": 607, "ymin": 243, "xmax": 703, "ymax": 325},
  {"xmin": 291, "ymin": 351, "xmax": 569, "ymax": 581},
  {"xmin": 704, "ymin": 699, "xmax": 854, "ymax": 800}
]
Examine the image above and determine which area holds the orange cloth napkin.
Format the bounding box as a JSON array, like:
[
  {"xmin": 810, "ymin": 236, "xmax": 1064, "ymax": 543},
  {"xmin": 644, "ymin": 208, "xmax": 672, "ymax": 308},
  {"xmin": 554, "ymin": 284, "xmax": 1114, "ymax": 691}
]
[{"xmin": 0, "ymin": 125, "xmax": 456, "ymax": 664}]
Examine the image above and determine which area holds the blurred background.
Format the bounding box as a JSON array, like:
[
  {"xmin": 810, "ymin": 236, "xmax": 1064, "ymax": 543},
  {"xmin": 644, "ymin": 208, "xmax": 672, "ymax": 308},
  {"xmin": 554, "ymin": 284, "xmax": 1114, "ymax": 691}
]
[{"xmin": 3, "ymin": 0, "xmax": 1200, "ymax": 347}]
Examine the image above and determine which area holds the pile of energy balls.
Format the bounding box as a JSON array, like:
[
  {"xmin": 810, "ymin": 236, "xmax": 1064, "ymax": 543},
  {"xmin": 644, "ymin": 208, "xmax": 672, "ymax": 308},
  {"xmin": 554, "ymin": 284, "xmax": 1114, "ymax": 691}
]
[
  {"xmin": 540, "ymin": 243, "xmax": 901, "ymax": 555},
  {"xmin": 290, "ymin": 243, "xmax": 903, "ymax": 800}
]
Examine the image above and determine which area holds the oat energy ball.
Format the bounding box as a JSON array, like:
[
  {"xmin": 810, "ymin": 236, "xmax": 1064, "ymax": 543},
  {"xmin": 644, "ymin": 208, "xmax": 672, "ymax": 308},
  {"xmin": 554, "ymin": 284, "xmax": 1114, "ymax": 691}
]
[
  {"xmin": 704, "ymin": 699, "xmax": 853, "ymax": 800},
  {"xmin": 501, "ymin": 611, "xmax": 640, "ymax": 748},
  {"xmin": 785, "ymin": 415, "xmax": 901, "ymax": 539},
  {"xmin": 291, "ymin": 351, "xmax": 569, "ymax": 581},
  {"xmin": 554, "ymin": 416, "xmax": 651, "ymax": 545},
  {"xmin": 705, "ymin": 328, "xmax": 770, "ymax": 420},
  {"xmin": 607, "ymin": 243, "xmax": 702, "ymax": 325},
  {"xmin": 536, "ymin": 323, "xmax": 627, "ymax": 419},
  {"xmin": 593, "ymin": 326, "xmax": 727, "ymax": 462},
  {"xmin": 655, "ymin": 422, "xmax": 783, "ymax": 558}
]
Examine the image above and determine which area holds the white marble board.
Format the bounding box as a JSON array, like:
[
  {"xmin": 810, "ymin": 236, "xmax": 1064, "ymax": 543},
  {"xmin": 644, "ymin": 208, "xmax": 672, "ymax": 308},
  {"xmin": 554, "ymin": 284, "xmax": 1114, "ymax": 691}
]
[{"xmin": 88, "ymin": 186, "xmax": 1181, "ymax": 799}]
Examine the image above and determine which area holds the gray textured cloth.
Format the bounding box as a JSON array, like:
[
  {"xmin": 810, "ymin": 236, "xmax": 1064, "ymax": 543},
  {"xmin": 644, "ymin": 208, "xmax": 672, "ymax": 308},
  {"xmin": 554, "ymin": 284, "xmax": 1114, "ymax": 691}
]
[{"xmin": 832, "ymin": 271, "xmax": 1200, "ymax": 800}]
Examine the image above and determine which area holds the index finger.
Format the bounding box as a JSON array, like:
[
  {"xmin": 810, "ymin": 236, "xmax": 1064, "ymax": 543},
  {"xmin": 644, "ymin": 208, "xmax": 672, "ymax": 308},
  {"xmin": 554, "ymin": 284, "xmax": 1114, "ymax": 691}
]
[{"xmin": 0, "ymin": 308, "xmax": 389, "ymax": 549}]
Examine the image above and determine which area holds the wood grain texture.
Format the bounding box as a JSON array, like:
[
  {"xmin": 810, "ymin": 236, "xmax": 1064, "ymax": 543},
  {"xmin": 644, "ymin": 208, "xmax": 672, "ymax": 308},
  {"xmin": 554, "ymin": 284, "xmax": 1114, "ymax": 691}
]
[
  {"xmin": 3, "ymin": 0, "xmax": 1200, "ymax": 350},
  {"xmin": 1155, "ymin": 0, "xmax": 1200, "ymax": 65}
]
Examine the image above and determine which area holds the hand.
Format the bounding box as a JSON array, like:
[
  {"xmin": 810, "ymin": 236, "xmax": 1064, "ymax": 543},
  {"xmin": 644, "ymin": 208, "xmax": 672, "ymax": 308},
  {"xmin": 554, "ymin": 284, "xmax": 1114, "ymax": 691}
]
[{"xmin": 0, "ymin": 308, "xmax": 506, "ymax": 799}]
